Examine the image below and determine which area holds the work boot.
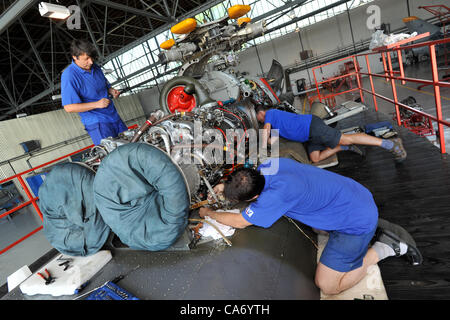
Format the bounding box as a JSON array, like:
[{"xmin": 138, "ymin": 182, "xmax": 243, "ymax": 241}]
[
  {"xmin": 389, "ymin": 137, "xmax": 407, "ymax": 163},
  {"xmin": 375, "ymin": 218, "xmax": 423, "ymax": 266}
]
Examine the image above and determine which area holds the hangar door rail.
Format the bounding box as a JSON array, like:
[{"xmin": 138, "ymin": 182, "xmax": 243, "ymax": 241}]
[{"xmin": 311, "ymin": 33, "xmax": 450, "ymax": 154}]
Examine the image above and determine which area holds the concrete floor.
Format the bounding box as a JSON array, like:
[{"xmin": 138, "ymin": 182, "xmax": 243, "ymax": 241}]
[{"xmin": 0, "ymin": 205, "xmax": 52, "ymax": 287}]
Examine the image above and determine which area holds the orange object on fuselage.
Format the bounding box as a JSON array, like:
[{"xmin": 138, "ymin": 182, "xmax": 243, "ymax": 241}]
[
  {"xmin": 160, "ymin": 38, "xmax": 175, "ymax": 50},
  {"xmin": 171, "ymin": 18, "xmax": 197, "ymax": 34},
  {"xmin": 228, "ymin": 5, "xmax": 251, "ymax": 19}
]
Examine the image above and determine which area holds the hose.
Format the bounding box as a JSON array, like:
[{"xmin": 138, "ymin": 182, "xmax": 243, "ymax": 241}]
[
  {"xmin": 188, "ymin": 218, "xmax": 232, "ymax": 246},
  {"xmin": 130, "ymin": 111, "xmax": 196, "ymax": 143},
  {"xmin": 284, "ymin": 216, "xmax": 318, "ymax": 250}
]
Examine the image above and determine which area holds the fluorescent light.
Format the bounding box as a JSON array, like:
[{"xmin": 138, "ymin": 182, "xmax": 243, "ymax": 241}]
[
  {"xmin": 288, "ymin": 9, "xmax": 296, "ymax": 20},
  {"xmin": 38, "ymin": 2, "xmax": 70, "ymax": 19}
]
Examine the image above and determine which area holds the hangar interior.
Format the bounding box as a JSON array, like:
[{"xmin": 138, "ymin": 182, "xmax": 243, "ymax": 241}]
[{"xmin": 0, "ymin": 0, "xmax": 449, "ymax": 301}]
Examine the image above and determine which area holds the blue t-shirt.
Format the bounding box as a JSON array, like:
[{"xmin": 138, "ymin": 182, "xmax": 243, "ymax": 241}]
[
  {"xmin": 265, "ymin": 109, "xmax": 312, "ymax": 142},
  {"xmin": 61, "ymin": 61, "xmax": 122, "ymax": 126},
  {"xmin": 241, "ymin": 158, "xmax": 379, "ymax": 235}
]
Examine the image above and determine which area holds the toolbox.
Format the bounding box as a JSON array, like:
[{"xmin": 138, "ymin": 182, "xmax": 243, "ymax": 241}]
[{"xmin": 86, "ymin": 281, "xmax": 139, "ymax": 300}]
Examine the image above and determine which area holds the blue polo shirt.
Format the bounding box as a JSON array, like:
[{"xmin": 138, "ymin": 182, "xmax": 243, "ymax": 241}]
[
  {"xmin": 241, "ymin": 158, "xmax": 379, "ymax": 235},
  {"xmin": 265, "ymin": 109, "xmax": 312, "ymax": 142},
  {"xmin": 61, "ymin": 61, "xmax": 122, "ymax": 126}
]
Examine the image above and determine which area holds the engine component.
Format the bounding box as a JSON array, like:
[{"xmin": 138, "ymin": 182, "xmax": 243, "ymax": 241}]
[
  {"xmin": 159, "ymin": 76, "xmax": 217, "ymax": 114},
  {"xmin": 158, "ymin": 7, "xmax": 266, "ymax": 77},
  {"xmin": 131, "ymin": 110, "xmax": 173, "ymax": 143},
  {"xmin": 393, "ymin": 96, "xmax": 434, "ymax": 136},
  {"xmin": 166, "ymin": 86, "xmax": 197, "ymax": 113},
  {"xmin": 158, "ymin": 42, "xmax": 197, "ymax": 65},
  {"xmin": 198, "ymin": 70, "xmax": 241, "ymax": 102},
  {"xmin": 80, "ymin": 4, "xmax": 292, "ymax": 217}
]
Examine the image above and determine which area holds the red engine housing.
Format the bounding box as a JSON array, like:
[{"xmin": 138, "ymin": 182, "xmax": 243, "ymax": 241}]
[{"xmin": 167, "ymin": 86, "xmax": 197, "ymax": 113}]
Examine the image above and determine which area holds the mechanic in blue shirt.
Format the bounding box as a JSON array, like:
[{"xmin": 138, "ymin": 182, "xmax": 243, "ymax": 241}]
[
  {"xmin": 61, "ymin": 39, "xmax": 127, "ymax": 145},
  {"xmin": 199, "ymin": 158, "xmax": 420, "ymax": 295},
  {"xmin": 256, "ymin": 105, "xmax": 407, "ymax": 163}
]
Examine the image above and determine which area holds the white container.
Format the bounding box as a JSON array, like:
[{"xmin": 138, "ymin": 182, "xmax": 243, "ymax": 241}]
[{"xmin": 20, "ymin": 250, "xmax": 112, "ymax": 296}]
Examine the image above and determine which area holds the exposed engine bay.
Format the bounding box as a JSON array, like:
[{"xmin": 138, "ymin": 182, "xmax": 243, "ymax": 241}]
[
  {"xmin": 81, "ymin": 5, "xmax": 298, "ymax": 214},
  {"xmin": 75, "ymin": 5, "xmax": 362, "ymax": 250}
]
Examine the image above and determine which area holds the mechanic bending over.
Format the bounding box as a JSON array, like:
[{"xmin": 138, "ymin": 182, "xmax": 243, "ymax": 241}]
[
  {"xmin": 61, "ymin": 39, "xmax": 127, "ymax": 145},
  {"xmin": 199, "ymin": 159, "xmax": 420, "ymax": 295},
  {"xmin": 256, "ymin": 105, "xmax": 407, "ymax": 163}
]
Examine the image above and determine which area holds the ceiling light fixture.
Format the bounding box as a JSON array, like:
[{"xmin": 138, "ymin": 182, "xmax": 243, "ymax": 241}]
[{"xmin": 38, "ymin": 2, "xmax": 71, "ymax": 19}]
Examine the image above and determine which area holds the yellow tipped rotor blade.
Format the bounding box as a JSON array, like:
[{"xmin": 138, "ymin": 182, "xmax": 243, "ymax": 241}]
[
  {"xmin": 237, "ymin": 17, "xmax": 251, "ymax": 26},
  {"xmin": 228, "ymin": 5, "xmax": 251, "ymax": 19},
  {"xmin": 160, "ymin": 39, "xmax": 175, "ymax": 50},
  {"xmin": 171, "ymin": 18, "xmax": 197, "ymax": 34}
]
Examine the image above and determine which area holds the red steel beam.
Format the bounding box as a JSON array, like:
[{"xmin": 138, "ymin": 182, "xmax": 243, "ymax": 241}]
[
  {"xmin": 360, "ymin": 88, "xmax": 450, "ymax": 127},
  {"xmin": 0, "ymin": 198, "xmax": 38, "ymax": 219},
  {"xmin": 397, "ymin": 49, "xmax": 406, "ymax": 85},
  {"xmin": 359, "ymin": 72, "xmax": 450, "ymax": 87},
  {"xmin": 429, "ymin": 44, "xmax": 446, "ymax": 154},
  {"xmin": 0, "ymin": 144, "xmax": 94, "ymax": 185},
  {"xmin": 353, "ymin": 56, "xmax": 364, "ymax": 103},
  {"xmin": 0, "ymin": 226, "xmax": 43, "ymax": 255},
  {"xmin": 365, "ymin": 55, "xmax": 378, "ymax": 111},
  {"xmin": 17, "ymin": 176, "xmax": 43, "ymax": 221},
  {"xmin": 316, "ymin": 72, "xmax": 359, "ymax": 86},
  {"xmin": 386, "ymin": 52, "xmax": 402, "ymax": 126}
]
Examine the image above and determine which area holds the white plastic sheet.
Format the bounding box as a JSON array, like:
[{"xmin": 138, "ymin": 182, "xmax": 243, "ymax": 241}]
[{"xmin": 369, "ymin": 30, "xmax": 418, "ymax": 50}]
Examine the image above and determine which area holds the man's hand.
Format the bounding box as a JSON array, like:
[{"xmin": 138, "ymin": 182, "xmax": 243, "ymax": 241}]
[
  {"xmin": 108, "ymin": 88, "xmax": 121, "ymax": 99},
  {"xmin": 199, "ymin": 207, "xmax": 213, "ymax": 218},
  {"xmin": 268, "ymin": 136, "xmax": 278, "ymax": 146},
  {"xmin": 96, "ymin": 98, "xmax": 110, "ymax": 109},
  {"xmin": 198, "ymin": 206, "xmax": 252, "ymax": 229},
  {"xmin": 262, "ymin": 122, "xmax": 271, "ymax": 149}
]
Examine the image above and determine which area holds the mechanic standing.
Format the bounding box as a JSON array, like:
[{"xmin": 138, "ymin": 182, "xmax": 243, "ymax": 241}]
[{"xmin": 61, "ymin": 39, "xmax": 127, "ymax": 145}]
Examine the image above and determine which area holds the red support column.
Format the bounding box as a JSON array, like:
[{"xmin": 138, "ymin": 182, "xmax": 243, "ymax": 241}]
[
  {"xmin": 381, "ymin": 52, "xmax": 389, "ymax": 82},
  {"xmin": 397, "ymin": 50, "xmax": 406, "ymax": 85},
  {"xmin": 365, "ymin": 54, "xmax": 378, "ymax": 111},
  {"xmin": 353, "ymin": 56, "xmax": 364, "ymax": 103},
  {"xmin": 429, "ymin": 44, "xmax": 446, "ymax": 154},
  {"xmin": 312, "ymin": 69, "xmax": 322, "ymax": 103}
]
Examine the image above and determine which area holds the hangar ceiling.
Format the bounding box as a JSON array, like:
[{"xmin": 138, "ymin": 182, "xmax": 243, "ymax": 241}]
[{"xmin": 0, "ymin": 0, "xmax": 357, "ymax": 121}]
